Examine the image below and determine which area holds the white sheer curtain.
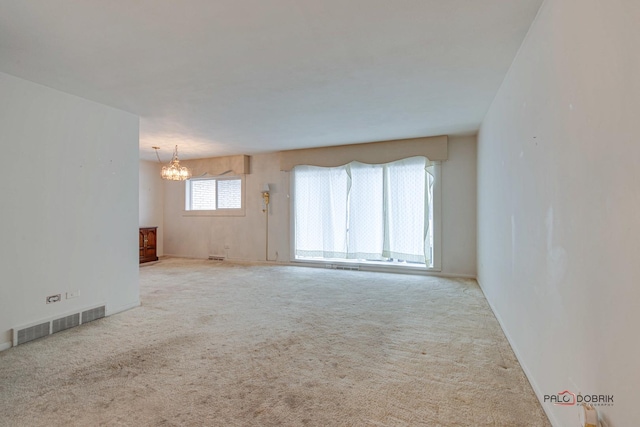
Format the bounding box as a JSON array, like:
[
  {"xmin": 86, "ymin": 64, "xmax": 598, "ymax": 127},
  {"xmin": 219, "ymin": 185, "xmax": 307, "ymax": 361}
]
[
  {"xmin": 382, "ymin": 157, "xmax": 430, "ymax": 263},
  {"xmin": 294, "ymin": 156, "xmax": 433, "ymax": 265},
  {"xmin": 347, "ymin": 162, "xmax": 384, "ymax": 260},
  {"xmin": 294, "ymin": 165, "xmax": 350, "ymax": 258}
]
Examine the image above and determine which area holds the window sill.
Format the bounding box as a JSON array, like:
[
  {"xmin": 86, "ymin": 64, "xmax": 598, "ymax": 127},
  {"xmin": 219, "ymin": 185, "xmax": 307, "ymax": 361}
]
[{"xmin": 182, "ymin": 209, "xmax": 246, "ymax": 217}]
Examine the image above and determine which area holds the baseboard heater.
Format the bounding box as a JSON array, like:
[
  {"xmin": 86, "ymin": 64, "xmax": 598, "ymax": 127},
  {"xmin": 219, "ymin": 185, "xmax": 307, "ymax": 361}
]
[{"xmin": 13, "ymin": 305, "xmax": 106, "ymax": 347}]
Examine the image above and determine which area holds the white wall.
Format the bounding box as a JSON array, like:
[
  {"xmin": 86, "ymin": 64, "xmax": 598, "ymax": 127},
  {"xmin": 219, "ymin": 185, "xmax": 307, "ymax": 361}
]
[
  {"xmin": 477, "ymin": 0, "xmax": 640, "ymax": 425},
  {"xmin": 0, "ymin": 72, "xmax": 140, "ymax": 350},
  {"xmin": 164, "ymin": 139, "xmax": 477, "ymax": 277},
  {"xmin": 139, "ymin": 160, "xmax": 164, "ymax": 256},
  {"xmin": 442, "ymin": 136, "xmax": 477, "ymax": 276},
  {"xmin": 164, "ymin": 152, "xmax": 290, "ymax": 262}
]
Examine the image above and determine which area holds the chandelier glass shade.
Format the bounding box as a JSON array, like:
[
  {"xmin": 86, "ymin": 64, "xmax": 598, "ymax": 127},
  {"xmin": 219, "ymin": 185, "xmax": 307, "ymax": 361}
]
[{"xmin": 155, "ymin": 145, "xmax": 192, "ymax": 181}]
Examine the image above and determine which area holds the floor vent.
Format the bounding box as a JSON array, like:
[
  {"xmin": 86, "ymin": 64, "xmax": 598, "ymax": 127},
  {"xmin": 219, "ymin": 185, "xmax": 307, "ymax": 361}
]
[
  {"xmin": 334, "ymin": 264, "xmax": 360, "ymax": 271},
  {"xmin": 208, "ymin": 256, "xmax": 225, "ymax": 261},
  {"xmin": 82, "ymin": 306, "xmax": 106, "ymax": 323},
  {"xmin": 16, "ymin": 322, "xmax": 50, "ymax": 345},
  {"xmin": 52, "ymin": 313, "xmax": 80, "ymax": 334},
  {"xmin": 13, "ymin": 304, "xmax": 107, "ymax": 347}
]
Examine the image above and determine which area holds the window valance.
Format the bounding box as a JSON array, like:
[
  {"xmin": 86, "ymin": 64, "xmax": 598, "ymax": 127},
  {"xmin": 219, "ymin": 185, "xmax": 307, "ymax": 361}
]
[
  {"xmin": 279, "ymin": 135, "xmax": 447, "ymax": 171},
  {"xmin": 181, "ymin": 154, "xmax": 250, "ymax": 177}
]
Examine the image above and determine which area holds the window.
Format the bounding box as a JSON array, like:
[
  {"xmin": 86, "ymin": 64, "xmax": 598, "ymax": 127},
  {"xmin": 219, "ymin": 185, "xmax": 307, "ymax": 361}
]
[
  {"xmin": 293, "ymin": 157, "xmax": 439, "ymax": 269},
  {"xmin": 185, "ymin": 177, "xmax": 243, "ymax": 212}
]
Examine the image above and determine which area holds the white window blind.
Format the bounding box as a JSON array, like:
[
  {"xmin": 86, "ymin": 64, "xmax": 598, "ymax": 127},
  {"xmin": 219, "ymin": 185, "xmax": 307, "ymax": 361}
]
[
  {"xmin": 217, "ymin": 179, "xmax": 241, "ymax": 209},
  {"xmin": 186, "ymin": 178, "xmax": 242, "ymax": 211},
  {"xmin": 189, "ymin": 179, "xmax": 217, "ymax": 210}
]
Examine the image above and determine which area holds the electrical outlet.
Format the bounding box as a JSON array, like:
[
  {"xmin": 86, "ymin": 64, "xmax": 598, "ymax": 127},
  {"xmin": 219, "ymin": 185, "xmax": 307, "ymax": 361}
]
[
  {"xmin": 66, "ymin": 290, "xmax": 80, "ymax": 299},
  {"xmin": 46, "ymin": 294, "xmax": 61, "ymax": 304}
]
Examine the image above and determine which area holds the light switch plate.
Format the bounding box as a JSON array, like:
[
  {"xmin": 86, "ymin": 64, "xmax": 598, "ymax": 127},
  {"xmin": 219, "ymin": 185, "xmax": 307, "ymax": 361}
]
[{"xmin": 66, "ymin": 290, "xmax": 80, "ymax": 299}]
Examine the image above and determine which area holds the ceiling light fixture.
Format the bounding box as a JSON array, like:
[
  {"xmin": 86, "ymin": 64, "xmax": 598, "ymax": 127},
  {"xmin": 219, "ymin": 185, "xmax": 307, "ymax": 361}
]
[{"xmin": 153, "ymin": 145, "xmax": 192, "ymax": 181}]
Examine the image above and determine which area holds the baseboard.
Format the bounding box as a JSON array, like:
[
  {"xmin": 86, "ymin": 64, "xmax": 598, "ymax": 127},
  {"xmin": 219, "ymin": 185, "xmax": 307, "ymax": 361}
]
[
  {"xmin": 288, "ymin": 260, "xmax": 476, "ymax": 279},
  {"xmin": 162, "ymin": 253, "xmax": 188, "ymax": 258},
  {"xmin": 433, "ymin": 272, "xmax": 476, "ymax": 279},
  {"xmin": 476, "ymin": 277, "xmax": 560, "ymax": 427},
  {"xmin": 0, "ymin": 341, "xmax": 11, "ymax": 352},
  {"xmin": 107, "ymin": 300, "xmax": 140, "ymax": 316},
  {"xmin": 139, "ymin": 260, "xmax": 160, "ymax": 267},
  {"xmin": 162, "ymin": 254, "xmax": 477, "ymax": 280}
]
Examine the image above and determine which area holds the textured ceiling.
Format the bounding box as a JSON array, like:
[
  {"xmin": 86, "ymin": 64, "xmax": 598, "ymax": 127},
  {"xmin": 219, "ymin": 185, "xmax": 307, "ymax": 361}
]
[{"xmin": 0, "ymin": 0, "xmax": 542, "ymax": 160}]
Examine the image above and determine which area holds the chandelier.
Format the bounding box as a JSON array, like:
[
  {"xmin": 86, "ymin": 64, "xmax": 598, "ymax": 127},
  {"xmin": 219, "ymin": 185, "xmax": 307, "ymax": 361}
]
[{"xmin": 153, "ymin": 145, "xmax": 192, "ymax": 181}]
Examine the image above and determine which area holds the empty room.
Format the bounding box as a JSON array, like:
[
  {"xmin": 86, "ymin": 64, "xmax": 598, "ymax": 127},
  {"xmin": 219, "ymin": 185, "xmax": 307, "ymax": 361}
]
[{"xmin": 1, "ymin": 0, "xmax": 638, "ymax": 426}]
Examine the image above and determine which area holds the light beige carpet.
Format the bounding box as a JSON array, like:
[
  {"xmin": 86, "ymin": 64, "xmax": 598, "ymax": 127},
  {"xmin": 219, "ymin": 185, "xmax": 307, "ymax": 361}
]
[{"xmin": 0, "ymin": 258, "xmax": 550, "ymax": 426}]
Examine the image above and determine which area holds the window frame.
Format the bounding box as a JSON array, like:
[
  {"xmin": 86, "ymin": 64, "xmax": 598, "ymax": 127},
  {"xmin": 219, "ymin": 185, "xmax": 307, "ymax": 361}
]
[
  {"xmin": 289, "ymin": 161, "xmax": 442, "ymax": 271},
  {"xmin": 183, "ymin": 175, "xmax": 246, "ymax": 217}
]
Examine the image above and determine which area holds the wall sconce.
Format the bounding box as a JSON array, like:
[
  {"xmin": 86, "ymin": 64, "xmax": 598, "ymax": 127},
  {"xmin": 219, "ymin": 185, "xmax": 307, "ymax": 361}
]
[
  {"xmin": 262, "ymin": 183, "xmax": 271, "ymax": 261},
  {"xmin": 261, "ymin": 183, "xmax": 271, "ymax": 213}
]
